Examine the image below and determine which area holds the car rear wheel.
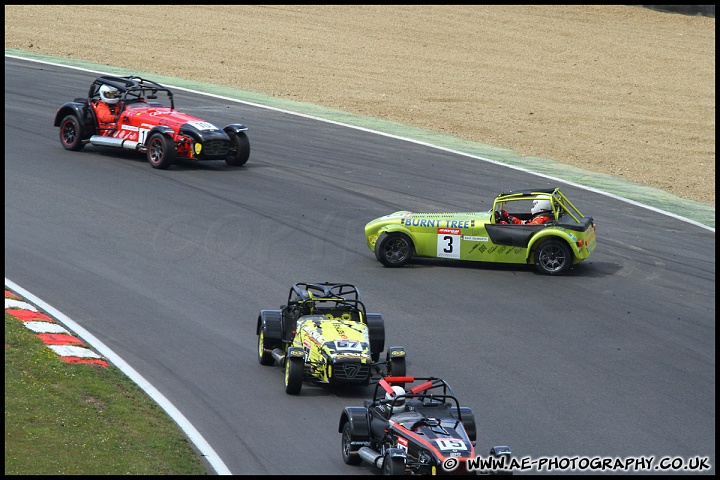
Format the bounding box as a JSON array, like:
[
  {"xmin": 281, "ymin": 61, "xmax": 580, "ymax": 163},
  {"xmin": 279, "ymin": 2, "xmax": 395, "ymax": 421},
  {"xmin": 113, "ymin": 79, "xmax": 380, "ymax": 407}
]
[
  {"xmin": 366, "ymin": 314, "xmax": 385, "ymax": 362},
  {"xmin": 534, "ymin": 239, "xmax": 572, "ymax": 275},
  {"xmin": 225, "ymin": 131, "xmax": 250, "ymax": 166},
  {"xmin": 146, "ymin": 132, "xmax": 175, "ymax": 169},
  {"xmin": 383, "ymin": 453, "xmax": 405, "ymax": 475},
  {"xmin": 59, "ymin": 115, "xmax": 85, "ymax": 151},
  {"xmin": 257, "ymin": 329, "xmax": 275, "ymax": 366},
  {"xmin": 375, "ymin": 232, "xmax": 414, "ymax": 268},
  {"xmin": 389, "ymin": 354, "xmax": 406, "ymax": 378},
  {"xmin": 341, "ymin": 422, "xmax": 363, "ymax": 465},
  {"xmin": 284, "ymin": 356, "xmax": 304, "ymax": 395}
]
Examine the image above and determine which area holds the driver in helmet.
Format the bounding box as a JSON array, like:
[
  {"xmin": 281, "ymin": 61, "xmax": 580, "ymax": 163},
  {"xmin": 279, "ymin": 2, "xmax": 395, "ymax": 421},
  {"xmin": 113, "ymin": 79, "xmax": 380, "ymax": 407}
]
[
  {"xmin": 96, "ymin": 84, "xmax": 123, "ymax": 124},
  {"xmin": 496, "ymin": 199, "xmax": 554, "ymax": 225},
  {"xmin": 385, "ymin": 386, "xmax": 406, "ymax": 415},
  {"xmin": 385, "ymin": 385, "xmax": 425, "ymax": 426}
]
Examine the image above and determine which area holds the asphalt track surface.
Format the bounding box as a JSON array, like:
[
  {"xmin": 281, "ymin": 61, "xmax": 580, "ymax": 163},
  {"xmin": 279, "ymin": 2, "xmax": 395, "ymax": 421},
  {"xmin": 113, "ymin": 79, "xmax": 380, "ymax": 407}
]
[{"xmin": 4, "ymin": 54, "xmax": 715, "ymax": 475}]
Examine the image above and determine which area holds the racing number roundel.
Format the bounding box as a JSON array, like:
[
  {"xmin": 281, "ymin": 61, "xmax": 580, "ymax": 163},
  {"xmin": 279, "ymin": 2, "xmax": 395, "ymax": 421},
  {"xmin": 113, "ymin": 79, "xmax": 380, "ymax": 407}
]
[
  {"xmin": 436, "ymin": 228, "xmax": 461, "ymax": 259},
  {"xmin": 436, "ymin": 438, "xmax": 467, "ymax": 451}
]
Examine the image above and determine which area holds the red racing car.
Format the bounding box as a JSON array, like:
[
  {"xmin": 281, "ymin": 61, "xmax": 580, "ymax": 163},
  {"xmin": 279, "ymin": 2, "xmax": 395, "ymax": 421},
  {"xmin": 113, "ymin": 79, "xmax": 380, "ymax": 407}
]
[{"xmin": 54, "ymin": 75, "xmax": 250, "ymax": 169}]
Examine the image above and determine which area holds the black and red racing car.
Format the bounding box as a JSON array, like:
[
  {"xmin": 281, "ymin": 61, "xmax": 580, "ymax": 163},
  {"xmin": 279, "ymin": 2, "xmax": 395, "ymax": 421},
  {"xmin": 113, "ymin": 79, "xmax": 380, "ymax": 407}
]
[
  {"xmin": 54, "ymin": 75, "xmax": 250, "ymax": 169},
  {"xmin": 339, "ymin": 375, "xmax": 512, "ymax": 475}
]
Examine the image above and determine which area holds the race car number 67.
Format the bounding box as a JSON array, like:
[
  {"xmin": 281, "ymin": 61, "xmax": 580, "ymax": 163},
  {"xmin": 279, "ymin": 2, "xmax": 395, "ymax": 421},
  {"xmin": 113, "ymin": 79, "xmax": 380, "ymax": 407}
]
[{"xmin": 334, "ymin": 340, "xmax": 363, "ymax": 351}]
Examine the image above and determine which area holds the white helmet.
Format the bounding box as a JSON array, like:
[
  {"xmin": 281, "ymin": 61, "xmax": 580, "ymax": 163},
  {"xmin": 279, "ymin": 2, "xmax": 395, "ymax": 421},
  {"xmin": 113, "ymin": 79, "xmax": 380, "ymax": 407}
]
[
  {"xmin": 531, "ymin": 199, "xmax": 552, "ymax": 215},
  {"xmin": 385, "ymin": 386, "xmax": 406, "ymax": 414},
  {"xmin": 99, "ymin": 84, "xmax": 120, "ymax": 104}
]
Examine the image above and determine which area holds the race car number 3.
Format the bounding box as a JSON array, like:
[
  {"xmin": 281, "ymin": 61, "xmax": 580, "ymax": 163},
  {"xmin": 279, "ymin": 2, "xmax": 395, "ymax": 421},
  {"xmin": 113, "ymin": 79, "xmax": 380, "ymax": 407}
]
[{"xmin": 437, "ymin": 229, "xmax": 461, "ymax": 259}]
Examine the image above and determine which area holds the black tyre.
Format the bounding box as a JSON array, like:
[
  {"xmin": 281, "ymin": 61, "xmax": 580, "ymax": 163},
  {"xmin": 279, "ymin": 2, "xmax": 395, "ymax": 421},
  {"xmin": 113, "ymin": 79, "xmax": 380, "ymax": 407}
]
[
  {"xmin": 341, "ymin": 422, "xmax": 363, "ymax": 465},
  {"xmin": 146, "ymin": 132, "xmax": 175, "ymax": 169},
  {"xmin": 375, "ymin": 232, "xmax": 414, "ymax": 268},
  {"xmin": 383, "ymin": 453, "xmax": 405, "ymax": 475},
  {"xmin": 59, "ymin": 115, "xmax": 85, "ymax": 151},
  {"xmin": 533, "ymin": 239, "xmax": 572, "ymax": 275},
  {"xmin": 366, "ymin": 314, "xmax": 385, "ymax": 363},
  {"xmin": 257, "ymin": 328, "xmax": 275, "ymax": 366},
  {"xmin": 389, "ymin": 355, "xmax": 406, "ymax": 378},
  {"xmin": 488, "ymin": 447, "xmax": 514, "ymax": 475},
  {"xmin": 225, "ymin": 131, "xmax": 250, "ymax": 166},
  {"xmin": 284, "ymin": 356, "xmax": 304, "ymax": 395},
  {"xmin": 451, "ymin": 409, "xmax": 477, "ymax": 443}
]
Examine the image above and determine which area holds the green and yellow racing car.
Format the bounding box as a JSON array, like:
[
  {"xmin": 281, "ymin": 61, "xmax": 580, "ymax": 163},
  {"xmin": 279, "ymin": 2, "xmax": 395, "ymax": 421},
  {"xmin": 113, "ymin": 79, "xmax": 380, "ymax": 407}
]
[{"xmin": 365, "ymin": 188, "xmax": 596, "ymax": 275}]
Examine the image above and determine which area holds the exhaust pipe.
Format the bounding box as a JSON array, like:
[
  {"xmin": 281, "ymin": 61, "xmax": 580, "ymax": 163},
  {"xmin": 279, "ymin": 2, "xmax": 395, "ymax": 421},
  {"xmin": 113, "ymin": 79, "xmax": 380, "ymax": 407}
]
[
  {"xmin": 271, "ymin": 348, "xmax": 286, "ymax": 366},
  {"xmin": 89, "ymin": 135, "xmax": 141, "ymax": 150},
  {"xmin": 358, "ymin": 447, "xmax": 384, "ymax": 469}
]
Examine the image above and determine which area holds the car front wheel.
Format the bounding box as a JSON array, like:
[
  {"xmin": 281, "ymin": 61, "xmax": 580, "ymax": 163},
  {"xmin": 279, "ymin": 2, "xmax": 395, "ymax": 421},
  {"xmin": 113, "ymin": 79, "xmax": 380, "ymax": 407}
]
[
  {"xmin": 534, "ymin": 239, "xmax": 572, "ymax": 275},
  {"xmin": 257, "ymin": 329, "xmax": 275, "ymax": 366},
  {"xmin": 383, "ymin": 453, "xmax": 405, "ymax": 475},
  {"xmin": 225, "ymin": 131, "xmax": 250, "ymax": 166},
  {"xmin": 341, "ymin": 422, "xmax": 363, "ymax": 465},
  {"xmin": 284, "ymin": 356, "xmax": 304, "ymax": 395},
  {"xmin": 59, "ymin": 115, "xmax": 85, "ymax": 151},
  {"xmin": 146, "ymin": 132, "xmax": 175, "ymax": 169},
  {"xmin": 375, "ymin": 232, "xmax": 414, "ymax": 267}
]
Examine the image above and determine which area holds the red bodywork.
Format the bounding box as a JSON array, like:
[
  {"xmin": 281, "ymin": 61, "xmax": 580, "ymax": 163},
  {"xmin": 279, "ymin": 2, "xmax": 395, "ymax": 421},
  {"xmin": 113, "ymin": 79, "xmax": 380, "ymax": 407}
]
[
  {"xmin": 55, "ymin": 75, "xmax": 250, "ymax": 169},
  {"xmin": 92, "ymin": 102, "xmax": 222, "ymax": 159}
]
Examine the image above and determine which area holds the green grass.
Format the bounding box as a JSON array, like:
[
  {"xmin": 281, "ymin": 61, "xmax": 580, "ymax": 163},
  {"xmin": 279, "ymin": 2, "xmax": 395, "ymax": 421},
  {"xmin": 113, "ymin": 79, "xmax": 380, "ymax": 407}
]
[{"xmin": 4, "ymin": 312, "xmax": 209, "ymax": 475}]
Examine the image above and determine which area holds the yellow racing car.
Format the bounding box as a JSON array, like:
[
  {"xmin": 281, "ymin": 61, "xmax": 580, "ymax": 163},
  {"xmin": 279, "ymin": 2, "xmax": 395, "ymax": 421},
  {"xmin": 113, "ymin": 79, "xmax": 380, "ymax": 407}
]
[{"xmin": 256, "ymin": 282, "xmax": 407, "ymax": 395}]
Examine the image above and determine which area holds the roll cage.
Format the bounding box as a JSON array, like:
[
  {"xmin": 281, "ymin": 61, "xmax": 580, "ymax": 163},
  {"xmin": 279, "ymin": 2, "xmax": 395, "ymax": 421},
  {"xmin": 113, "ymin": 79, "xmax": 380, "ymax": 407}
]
[
  {"xmin": 492, "ymin": 187, "xmax": 587, "ymax": 224},
  {"xmin": 372, "ymin": 376, "xmax": 464, "ymax": 420},
  {"xmin": 88, "ymin": 75, "xmax": 175, "ymax": 109},
  {"xmin": 286, "ymin": 282, "xmax": 368, "ymax": 319}
]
